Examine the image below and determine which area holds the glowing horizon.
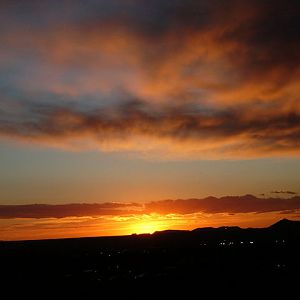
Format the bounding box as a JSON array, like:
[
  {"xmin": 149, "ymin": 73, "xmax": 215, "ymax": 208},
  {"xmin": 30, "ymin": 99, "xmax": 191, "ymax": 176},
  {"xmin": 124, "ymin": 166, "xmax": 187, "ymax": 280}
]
[
  {"xmin": 1, "ymin": 194, "xmax": 299, "ymax": 241},
  {"xmin": 1, "ymin": 211, "xmax": 297, "ymax": 241}
]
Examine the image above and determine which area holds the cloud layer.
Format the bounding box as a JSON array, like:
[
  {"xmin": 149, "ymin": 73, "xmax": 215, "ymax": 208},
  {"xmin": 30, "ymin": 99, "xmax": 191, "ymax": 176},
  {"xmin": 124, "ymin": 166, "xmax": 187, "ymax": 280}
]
[
  {"xmin": 0, "ymin": 202, "xmax": 141, "ymax": 219},
  {"xmin": 1, "ymin": 195, "xmax": 300, "ymax": 219},
  {"xmin": 0, "ymin": 0, "xmax": 300, "ymax": 157}
]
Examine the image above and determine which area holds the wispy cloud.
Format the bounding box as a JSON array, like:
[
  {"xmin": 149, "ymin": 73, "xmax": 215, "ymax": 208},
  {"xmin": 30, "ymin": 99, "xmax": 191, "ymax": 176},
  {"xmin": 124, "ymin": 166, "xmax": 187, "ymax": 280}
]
[{"xmin": 271, "ymin": 190, "xmax": 298, "ymax": 195}]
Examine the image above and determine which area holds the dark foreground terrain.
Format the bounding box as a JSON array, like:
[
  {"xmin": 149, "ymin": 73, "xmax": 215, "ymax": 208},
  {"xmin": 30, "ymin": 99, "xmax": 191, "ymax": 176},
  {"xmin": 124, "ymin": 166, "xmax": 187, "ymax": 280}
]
[{"xmin": 1, "ymin": 219, "xmax": 300, "ymax": 299}]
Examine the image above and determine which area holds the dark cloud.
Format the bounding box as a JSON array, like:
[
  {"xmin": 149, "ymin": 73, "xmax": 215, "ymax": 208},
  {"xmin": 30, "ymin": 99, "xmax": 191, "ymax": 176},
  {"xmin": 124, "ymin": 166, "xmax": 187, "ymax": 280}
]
[
  {"xmin": 0, "ymin": 98, "xmax": 300, "ymax": 157},
  {"xmin": 278, "ymin": 210, "xmax": 298, "ymax": 214},
  {"xmin": 1, "ymin": 195, "xmax": 300, "ymax": 219},
  {"xmin": 145, "ymin": 195, "xmax": 300, "ymax": 215},
  {"xmin": 2, "ymin": 0, "xmax": 300, "ymax": 73},
  {"xmin": 271, "ymin": 191, "xmax": 298, "ymax": 195},
  {"xmin": 0, "ymin": 203, "xmax": 142, "ymax": 219}
]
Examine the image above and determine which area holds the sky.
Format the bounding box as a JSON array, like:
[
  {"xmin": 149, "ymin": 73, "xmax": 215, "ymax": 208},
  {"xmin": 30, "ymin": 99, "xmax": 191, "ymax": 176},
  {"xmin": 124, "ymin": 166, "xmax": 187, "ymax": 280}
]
[{"xmin": 0, "ymin": 0, "xmax": 300, "ymax": 240}]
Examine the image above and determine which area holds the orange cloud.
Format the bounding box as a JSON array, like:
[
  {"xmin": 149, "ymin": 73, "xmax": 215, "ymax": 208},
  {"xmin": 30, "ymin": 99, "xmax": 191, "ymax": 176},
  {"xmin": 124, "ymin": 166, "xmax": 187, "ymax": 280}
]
[
  {"xmin": 0, "ymin": 0, "xmax": 300, "ymax": 158},
  {"xmin": 1, "ymin": 99, "xmax": 300, "ymax": 158}
]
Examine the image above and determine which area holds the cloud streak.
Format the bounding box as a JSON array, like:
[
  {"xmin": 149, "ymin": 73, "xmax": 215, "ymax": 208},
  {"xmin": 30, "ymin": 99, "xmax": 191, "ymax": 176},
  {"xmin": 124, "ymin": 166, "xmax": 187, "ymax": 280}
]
[
  {"xmin": 1, "ymin": 195, "xmax": 300, "ymax": 219},
  {"xmin": 271, "ymin": 190, "xmax": 298, "ymax": 195},
  {"xmin": 0, "ymin": 202, "xmax": 142, "ymax": 219},
  {"xmin": 145, "ymin": 195, "xmax": 300, "ymax": 214},
  {"xmin": 1, "ymin": 99, "xmax": 300, "ymax": 158}
]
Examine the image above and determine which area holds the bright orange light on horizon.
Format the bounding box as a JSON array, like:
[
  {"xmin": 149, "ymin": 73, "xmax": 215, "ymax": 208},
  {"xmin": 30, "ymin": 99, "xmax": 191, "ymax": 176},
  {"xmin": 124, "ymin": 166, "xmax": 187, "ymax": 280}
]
[
  {"xmin": 130, "ymin": 221, "xmax": 162, "ymax": 234},
  {"xmin": 1, "ymin": 211, "xmax": 298, "ymax": 241},
  {"xmin": 128, "ymin": 215, "xmax": 169, "ymax": 234}
]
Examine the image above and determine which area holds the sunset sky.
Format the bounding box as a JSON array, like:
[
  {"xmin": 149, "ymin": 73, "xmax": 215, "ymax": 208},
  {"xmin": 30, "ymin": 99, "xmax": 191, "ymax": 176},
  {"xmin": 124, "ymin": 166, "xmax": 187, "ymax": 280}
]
[{"xmin": 1, "ymin": 0, "xmax": 300, "ymax": 240}]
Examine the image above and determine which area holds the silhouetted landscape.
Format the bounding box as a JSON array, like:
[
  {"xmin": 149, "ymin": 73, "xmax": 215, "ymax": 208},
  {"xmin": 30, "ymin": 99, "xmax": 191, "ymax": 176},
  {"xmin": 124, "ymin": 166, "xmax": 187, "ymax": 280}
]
[{"xmin": 1, "ymin": 219, "xmax": 299, "ymax": 298}]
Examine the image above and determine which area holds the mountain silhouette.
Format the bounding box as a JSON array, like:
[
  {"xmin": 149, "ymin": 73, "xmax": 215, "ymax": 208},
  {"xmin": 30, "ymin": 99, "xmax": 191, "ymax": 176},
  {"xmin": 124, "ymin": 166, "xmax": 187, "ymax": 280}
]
[
  {"xmin": 152, "ymin": 219, "xmax": 299, "ymax": 236},
  {"xmin": 192, "ymin": 225, "xmax": 241, "ymax": 233},
  {"xmin": 149, "ymin": 219, "xmax": 300, "ymax": 244},
  {"xmin": 269, "ymin": 218, "xmax": 300, "ymax": 229},
  {"xmin": 153, "ymin": 219, "xmax": 300, "ymax": 236}
]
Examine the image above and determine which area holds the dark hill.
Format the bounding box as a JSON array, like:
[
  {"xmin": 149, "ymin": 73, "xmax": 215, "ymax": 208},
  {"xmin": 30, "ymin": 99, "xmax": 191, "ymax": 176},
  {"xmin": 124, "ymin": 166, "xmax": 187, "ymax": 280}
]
[{"xmin": 269, "ymin": 218, "xmax": 300, "ymax": 230}]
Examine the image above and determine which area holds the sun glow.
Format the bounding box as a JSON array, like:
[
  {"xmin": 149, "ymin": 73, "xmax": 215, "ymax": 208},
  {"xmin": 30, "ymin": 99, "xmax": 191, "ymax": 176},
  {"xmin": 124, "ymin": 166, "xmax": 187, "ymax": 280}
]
[
  {"xmin": 131, "ymin": 222, "xmax": 159, "ymax": 234},
  {"xmin": 129, "ymin": 216, "xmax": 167, "ymax": 234}
]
